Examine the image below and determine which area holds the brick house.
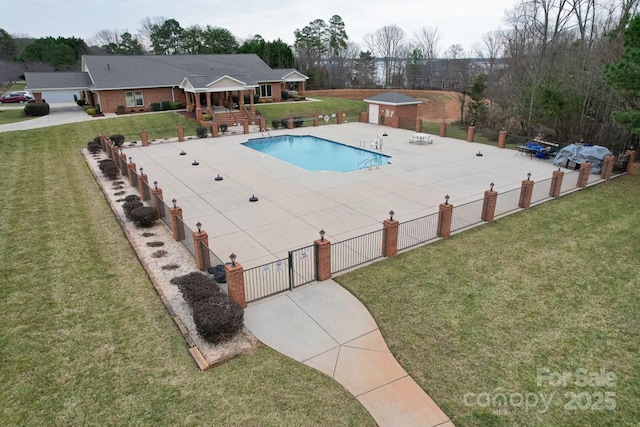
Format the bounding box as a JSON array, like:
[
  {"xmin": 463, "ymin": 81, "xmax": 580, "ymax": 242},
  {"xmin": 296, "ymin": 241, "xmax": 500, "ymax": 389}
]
[{"xmin": 25, "ymin": 54, "xmax": 308, "ymax": 118}]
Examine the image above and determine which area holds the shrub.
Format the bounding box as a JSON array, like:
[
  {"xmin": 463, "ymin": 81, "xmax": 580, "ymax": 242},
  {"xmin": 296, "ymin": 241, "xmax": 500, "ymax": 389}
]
[
  {"xmin": 93, "ymin": 136, "xmax": 101, "ymax": 144},
  {"xmin": 280, "ymin": 118, "xmax": 289, "ymax": 128},
  {"xmin": 196, "ymin": 126, "xmax": 208, "ymax": 138},
  {"xmin": 76, "ymin": 99, "xmax": 87, "ymax": 106},
  {"xmin": 115, "ymin": 105, "xmax": 126, "ymax": 115},
  {"xmin": 85, "ymin": 107, "xmax": 96, "ymax": 115},
  {"xmin": 192, "ymin": 297, "xmax": 244, "ymax": 344},
  {"xmin": 281, "ymin": 90, "xmax": 289, "ymax": 101},
  {"xmin": 87, "ymin": 141, "xmax": 101, "ymax": 153},
  {"xmin": 124, "ymin": 194, "xmax": 141, "ymax": 203},
  {"xmin": 219, "ymin": 123, "xmax": 228, "ymax": 133},
  {"xmin": 24, "ymin": 103, "xmax": 50, "ymax": 116},
  {"xmin": 259, "ymin": 98, "xmax": 273, "ymax": 103},
  {"xmin": 170, "ymin": 101, "xmax": 182, "ymax": 110},
  {"xmin": 102, "ymin": 164, "xmax": 119, "ymax": 180},
  {"xmin": 170, "ymin": 272, "xmax": 223, "ymax": 306},
  {"xmin": 82, "ymin": 104, "xmax": 93, "ymax": 111},
  {"xmin": 98, "ymin": 159, "xmax": 116, "ymax": 171},
  {"xmin": 271, "ymin": 120, "xmax": 281, "ymax": 129},
  {"xmin": 293, "ymin": 116, "xmax": 304, "ymax": 127},
  {"xmin": 161, "ymin": 100, "xmax": 172, "ymax": 111},
  {"xmin": 110, "ymin": 134, "xmax": 125, "ymax": 146},
  {"xmin": 202, "ymin": 114, "xmax": 212, "ymax": 122},
  {"xmin": 130, "ymin": 206, "xmax": 158, "ymax": 227},
  {"xmin": 150, "ymin": 102, "xmax": 161, "ymax": 111},
  {"xmin": 122, "ymin": 200, "xmax": 143, "ymax": 219}
]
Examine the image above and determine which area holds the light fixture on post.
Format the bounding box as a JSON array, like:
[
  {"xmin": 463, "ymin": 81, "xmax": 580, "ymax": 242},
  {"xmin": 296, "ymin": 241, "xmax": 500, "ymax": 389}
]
[
  {"xmin": 139, "ymin": 167, "xmax": 143, "ymax": 174},
  {"xmin": 445, "ymin": 195, "xmax": 450, "ymax": 205},
  {"xmin": 153, "ymin": 180, "xmax": 158, "ymax": 190},
  {"xmin": 527, "ymin": 172, "xmax": 531, "ymax": 181},
  {"xmin": 172, "ymin": 198, "xmax": 177, "ymax": 208},
  {"xmin": 196, "ymin": 221, "xmax": 202, "ymax": 233},
  {"xmin": 319, "ymin": 229, "xmax": 326, "ymax": 241},
  {"xmin": 229, "ymin": 253, "xmax": 237, "ymax": 267},
  {"xmin": 490, "ymin": 182, "xmax": 495, "ymax": 191},
  {"xmin": 129, "ymin": 156, "xmax": 132, "ymax": 163},
  {"xmin": 389, "ymin": 210, "xmax": 395, "ymax": 221}
]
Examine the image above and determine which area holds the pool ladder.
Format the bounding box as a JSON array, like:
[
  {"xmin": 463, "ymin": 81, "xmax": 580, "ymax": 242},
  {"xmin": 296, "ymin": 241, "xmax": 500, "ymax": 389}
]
[{"xmin": 358, "ymin": 156, "xmax": 382, "ymax": 171}]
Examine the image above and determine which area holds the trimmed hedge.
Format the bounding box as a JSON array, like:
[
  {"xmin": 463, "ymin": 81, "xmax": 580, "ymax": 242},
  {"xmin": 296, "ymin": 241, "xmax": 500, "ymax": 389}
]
[
  {"xmin": 170, "ymin": 101, "xmax": 182, "ymax": 110},
  {"xmin": 85, "ymin": 107, "xmax": 96, "ymax": 115},
  {"xmin": 24, "ymin": 103, "xmax": 50, "ymax": 117},
  {"xmin": 110, "ymin": 134, "xmax": 125, "ymax": 146},
  {"xmin": 124, "ymin": 194, "xmax": 141, "ymax": 203},
  {"xmin": 122, "ymin": 200, "xmax": 143, "ymax": 219},
  {"xmin": 170, "ymin": 272, "xmax": 244, "ymax": 344},
  {"xmin": 87, "ymin": 141, "xmax": 101, "ymax": 154},
  {"xmin": 161, "ymin": 100, "xmax": 172, "ymax": 111},
  {"xmin": 98, "ymin": 159, "xmax": 116, "ymax": 171},
  {"xmin": 129, "ymin": 206, "xmax": 158, "ymax": 227},
  {"xmin": 102, "ymin": 164, "xmax": 119, "ymax": 180},
  {"xmin": 271, "ymin": 120, "xmax": 281, "ymax": 129}
]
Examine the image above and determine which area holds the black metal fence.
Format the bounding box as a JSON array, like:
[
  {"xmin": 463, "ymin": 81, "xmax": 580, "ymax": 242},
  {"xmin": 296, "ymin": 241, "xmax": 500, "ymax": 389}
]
[
  {"xmin": 141, "ymin": 179, "xmax": 152, "ymax": 201},
  {"xmin": 131, "ymin": 170, "xmax": 139, "ymax": 188},
  {"xmin": 494, "ymin": 187, "xmax": 522, "ymax": 217},
  {"xmin": 244, "ymin": 258, "xmax": 290, "ymax": 302},
  {"xmin": 201, "ymin": 241, "xmax": 223, "ymax": 268},
  {"xmin": 397, "ymin": 212, "xmax": 440, "ymax": 251},
  {"xmin": 119, "ymin": 156, "xmax": 127, "ymax": 175},
  {"xmin": 330, "ymin": 229, "xmax": 385, "ymax": 274},
  {"xmin": 530, "ymin": 178, "xmax": 553, "ymax": 205},
  {"xmin": 451, "ymin": 199, "xmax": 485, "ymax": 232},
  {"xmin": 175, "ymin": 216, "xmax": 195, "ymax": 258},
  {"xmin": 560, "ymin": 170, "xmax": 580, "ymax": 194}
]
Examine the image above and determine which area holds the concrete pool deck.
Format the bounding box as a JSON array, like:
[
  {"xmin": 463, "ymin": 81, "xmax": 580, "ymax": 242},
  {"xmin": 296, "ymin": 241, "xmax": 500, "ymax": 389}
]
[{"xmin": 121, "ymin": 122, "xmax": 561, "ymax": 269}]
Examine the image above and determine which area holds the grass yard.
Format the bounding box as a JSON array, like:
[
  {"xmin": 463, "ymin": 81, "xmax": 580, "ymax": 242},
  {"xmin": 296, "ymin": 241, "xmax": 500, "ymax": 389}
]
[
  {"xmin": 0, "ymin": 114, "xmax": 374, "ymax": 426},
  {"xmin": 0, "ymin": 108, "xmax": 35, "ymax": 125},
  {"xmin": 254, "ymin": 95, "xmax": 366, "ymax": 127},
  {"xmin": 336, "ymin": 175, "xmax": 640, "ymax": 427}
]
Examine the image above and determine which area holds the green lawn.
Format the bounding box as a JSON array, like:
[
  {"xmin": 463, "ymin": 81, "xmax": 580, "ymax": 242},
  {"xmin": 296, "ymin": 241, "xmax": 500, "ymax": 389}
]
[
  {"xmin": 0, "ymin": 113, "xmax": 374, "ymax": 426},
  {"xmin": 255, "ymin": 95, "xmax": 366, "ymax": 127},
  {"xmin": 336, "ymin": 175, "xmax": 640, "ymax": 426},
  {"xmin": 0, "ymin": 108, "xmax": 35, "ymax": 125}
]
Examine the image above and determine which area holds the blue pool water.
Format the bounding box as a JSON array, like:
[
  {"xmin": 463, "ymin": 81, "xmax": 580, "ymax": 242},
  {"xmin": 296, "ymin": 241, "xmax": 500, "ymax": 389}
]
[{"xmin": 242, "ymin": 135, "xmax": 391, "ymax": 172}]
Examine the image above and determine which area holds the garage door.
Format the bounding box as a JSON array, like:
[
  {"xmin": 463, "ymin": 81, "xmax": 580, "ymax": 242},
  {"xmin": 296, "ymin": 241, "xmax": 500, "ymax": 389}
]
[
  {"xmin": 368, "ymin": 104, "xmax": 379, "ymax": 124},
  {"xmin": 39, "ymin": 90, "xmax": 80, "ymax": 104}
]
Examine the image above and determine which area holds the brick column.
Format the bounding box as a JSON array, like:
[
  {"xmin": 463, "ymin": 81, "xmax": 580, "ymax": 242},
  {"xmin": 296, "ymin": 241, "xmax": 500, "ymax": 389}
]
[
  {"xmin": 519, "ymin": 179, "xmax": 534, "ymax": 208},
  {"xmin": 315, "ymin": 237, "xmax": 331, "ymax": 281},
  {"xmin": 416, "ymin": 118, "xmax": 422, "ymax": 133},
  {"xmin": 437, "ymin": 201, "xmax": 453, "ymax": 238},
  {"xmin": 169, "ymin": 205, "xmax": 184, "ymax": 241},
  {"xmin": 439, "ymin": 121, "xmax": 447, "ymax": 137},
  {"xmin": 243, "ymin": 120, "xmax": 249, "ymax": 134},
  {"xmin": 467, "ymin": 125, "xmax": 475, "ymax": 142},
  {"xmin": 382, "ymin": 217, "xmax": 399, "ymax": 257},
  {"xmin": 577, "ymin": 162, "xmax": 592, "ymax": 188},
  {"xmin": 259, "ymin": 116, "xmax": 266, "ymax": 132},
  {"xmin": 601, "ymin": 156, "xmax": 614, "ymax": 180},
  {"xmin": 359, "ymin": 111, "xmax": 367, "ymax": 123},
  {"xmin": 212, "ymin": 123, "xmax": 219, "ymax": 137},
  {"xmin": 127, "ymin": 162, "xmax": 137, "ymax": 186},
  {"xmin": 287, "ymin": 114, "xmax": 294, "ymax": 129},
  {"xmin": 626, "ymin": 150, "xmax": 637, "ymax": 173},
  {"xmin": 151, "ymin": 187, "xmax": 163, "ymax": 217},
  {"xmin": 99, "ymin": 132, "xmax": 106, "ymax": 151},
  {"xmin": 118, "ymin": 152, "xmax": 127, "ymax": 175},
  {"xmin": 550, "ymin": 169, "xmax": 564, "ymax": 197},
  {"xmin": 498, "ymin": 130, "xmax": 506, "ymax": 148},
  {"xmin": 225, "ymin": 261, "xmax": 247, "ymax": 308},
  {"xmin": 481, "ymin": 188, "xmax": 498, "ymax": 222},
  {"xmin": 193, "ymin": 228, "xmax": 211, "ymax": 271},
  {"xmin": 313, "ymin": 112, "xmax": 319, "ymax": 127},
  {"xmin": 139, "ymin": 172, "xmax": 149, "ymax": 201},
  {"xmin": 140, "ymin": 127, "xmax": 148, "ymax": 146},
  {"xmin": 177, "ymin": 124, "xmax": 185, "ymax": 142},
  {"xmin": 337, "ymin": 110, "xmax": 343, "ymax": 124}
]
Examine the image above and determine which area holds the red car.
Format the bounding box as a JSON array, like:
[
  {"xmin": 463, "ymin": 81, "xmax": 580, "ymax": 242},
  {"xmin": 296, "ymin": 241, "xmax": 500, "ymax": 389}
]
[{"xmin": 0, "ymin": 93, "xmax": 31, "ymax": 104}]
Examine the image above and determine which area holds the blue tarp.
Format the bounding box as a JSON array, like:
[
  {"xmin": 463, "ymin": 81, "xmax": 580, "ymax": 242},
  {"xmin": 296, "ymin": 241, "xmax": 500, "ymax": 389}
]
[{"xmin": 553, "ymin": 144, "xmax": 611, "ymax": 173}]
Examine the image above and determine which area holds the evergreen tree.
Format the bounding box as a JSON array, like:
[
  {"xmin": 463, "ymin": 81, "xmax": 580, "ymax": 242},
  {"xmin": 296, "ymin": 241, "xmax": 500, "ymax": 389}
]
[{"xmin": 0, "ymin": 28, "xmax": 16, "ymax": 60}]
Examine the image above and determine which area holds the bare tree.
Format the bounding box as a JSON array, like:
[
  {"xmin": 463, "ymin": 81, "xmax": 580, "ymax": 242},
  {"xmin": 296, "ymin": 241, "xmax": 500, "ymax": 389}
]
[
  {"xmin": 474, "ymin": 30, "xmax": 504, "ymax": 75},
  {"xmin": 138, "ymin": 16, "xmax": 166, "ymax": 51},
  {"xmin": 364, "ymin": 25, "xmax": 407, "ymax": 87},
  {"xmin": 88, "ymin": 29, "xmax": 119, "ymax": 48},
  {"xmin": 413, "ymin": 26, "xmax": 441, "ymax": 88}
]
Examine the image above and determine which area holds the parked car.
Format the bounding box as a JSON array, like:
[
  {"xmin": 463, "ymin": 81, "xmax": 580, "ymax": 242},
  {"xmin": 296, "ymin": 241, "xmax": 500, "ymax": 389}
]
[
  {"xmin": 0, "ymin": 92, "xmax": 31, "ymax": 104},
  {"xmin": 14, "ymin": 90, "xmax": 34, "ymax": 100}
]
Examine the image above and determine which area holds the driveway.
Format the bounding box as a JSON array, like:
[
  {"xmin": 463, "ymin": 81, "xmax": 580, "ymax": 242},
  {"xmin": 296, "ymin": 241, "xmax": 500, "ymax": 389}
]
[{"xmin": 0, "ymin": 102, "xmax": 113, "ymax": 132}]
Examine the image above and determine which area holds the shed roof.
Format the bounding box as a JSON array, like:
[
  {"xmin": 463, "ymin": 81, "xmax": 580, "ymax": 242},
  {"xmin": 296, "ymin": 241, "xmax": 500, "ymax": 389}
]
[{"xmin": 363, "ymin": 92, "xmax": 422, "ymax": 106}]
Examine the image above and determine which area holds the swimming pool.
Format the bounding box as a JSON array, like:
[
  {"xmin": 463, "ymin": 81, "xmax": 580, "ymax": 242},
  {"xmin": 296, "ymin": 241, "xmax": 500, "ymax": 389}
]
[{"xmin": 242, "ymin": 135, "xmax": 391, "ymax": 172}]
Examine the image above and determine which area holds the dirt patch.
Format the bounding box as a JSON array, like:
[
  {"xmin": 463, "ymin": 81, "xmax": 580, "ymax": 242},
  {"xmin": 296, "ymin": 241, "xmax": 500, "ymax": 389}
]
[{"xmin": 306, "ymin": 89, "xmax": 465, "ymax": 123}]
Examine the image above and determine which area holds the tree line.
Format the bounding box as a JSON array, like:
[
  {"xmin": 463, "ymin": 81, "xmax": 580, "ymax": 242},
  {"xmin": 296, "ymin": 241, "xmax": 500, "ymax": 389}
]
[{"xmin": 1, "ymin": 4, "xmax": 639, "ymax": 149}]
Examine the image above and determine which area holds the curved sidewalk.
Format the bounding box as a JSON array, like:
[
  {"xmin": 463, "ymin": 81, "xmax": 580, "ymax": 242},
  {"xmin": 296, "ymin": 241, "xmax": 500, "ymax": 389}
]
[{"xmin": 244, "ymin": 280, "xmax": 454, "ymax": 427}]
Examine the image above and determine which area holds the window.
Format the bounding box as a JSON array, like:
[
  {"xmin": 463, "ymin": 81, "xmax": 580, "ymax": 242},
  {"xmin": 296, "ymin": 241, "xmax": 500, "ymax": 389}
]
[
  {"xmin": 125, "ymin": 91, "xmax": 144, "ymax": 107},
  {"xmin": 259, "ymin": 84, "xmax": 272, "ymax": 98}
]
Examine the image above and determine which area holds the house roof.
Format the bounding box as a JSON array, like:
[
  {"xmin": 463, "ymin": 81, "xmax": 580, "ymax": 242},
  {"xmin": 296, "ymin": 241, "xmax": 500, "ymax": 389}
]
[
  {"xmin": 24, "ymin": 72, "xmax": 93, "ymax": 91},
  {"xmin": 26, "ymin": 54, "xmax": 307, "ymax": 92},
  {"xmin": 363, "ymin": 92, "xmax": 422, "ymax": 106}
]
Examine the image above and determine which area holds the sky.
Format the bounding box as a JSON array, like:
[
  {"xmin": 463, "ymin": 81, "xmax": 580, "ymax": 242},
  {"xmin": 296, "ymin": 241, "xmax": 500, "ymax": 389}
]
[{"xmin": 4, "ymin": 0, "xmax": 517, "ymax": 54}]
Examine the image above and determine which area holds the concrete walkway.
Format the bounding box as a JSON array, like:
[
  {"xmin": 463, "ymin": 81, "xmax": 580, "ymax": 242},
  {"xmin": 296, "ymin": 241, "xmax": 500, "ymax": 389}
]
[
  {"xmin": 245, "ymin": 280, "xmax": 454, "ymax": 427},
  {"xmin": 0, "ymin": 103, "xmax": 114, "ymax": 132}
]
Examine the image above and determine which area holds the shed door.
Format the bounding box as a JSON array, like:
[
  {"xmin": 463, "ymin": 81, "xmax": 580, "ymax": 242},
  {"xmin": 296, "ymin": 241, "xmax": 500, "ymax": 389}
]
[{"xmin": 368, "ymin": 104, "xmax": 379, "ymax": 124}]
